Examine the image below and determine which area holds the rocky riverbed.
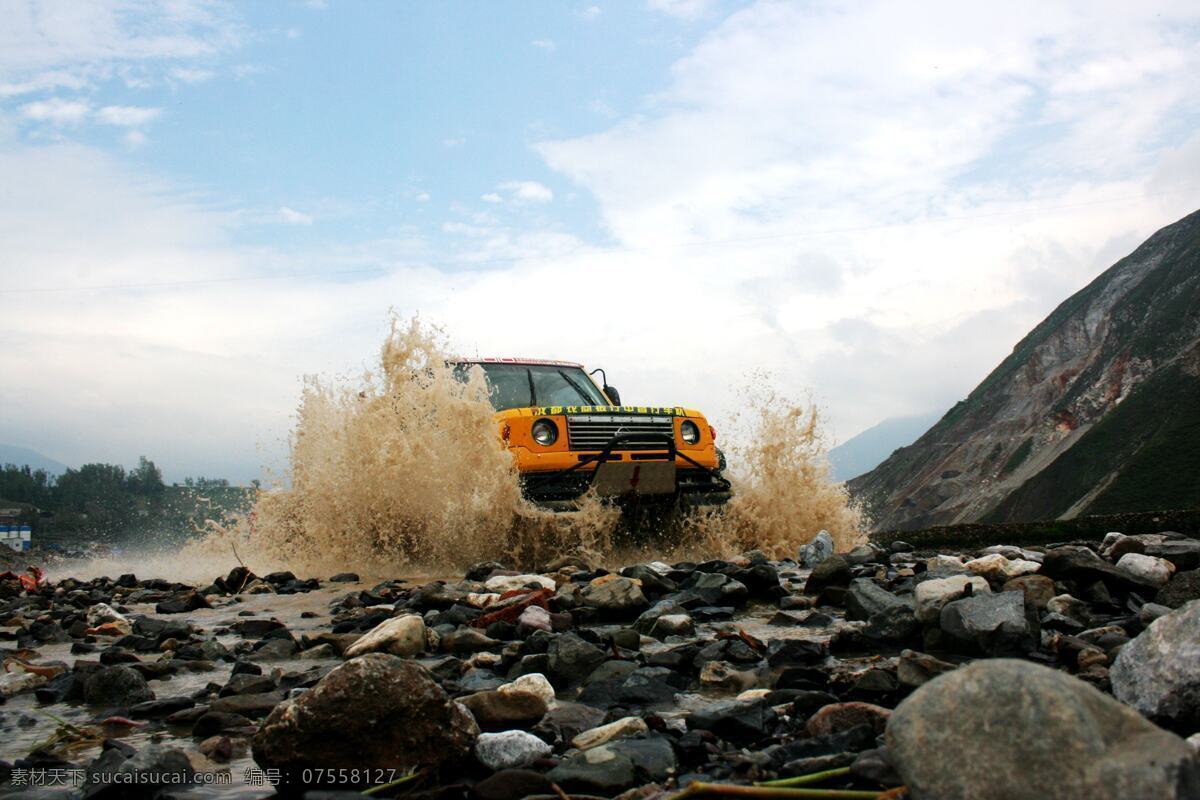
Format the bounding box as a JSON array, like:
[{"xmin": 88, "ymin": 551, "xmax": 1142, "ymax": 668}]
[{"xmin": 2, "ymin": 530, "xmax": 1200, "ymax": 799}]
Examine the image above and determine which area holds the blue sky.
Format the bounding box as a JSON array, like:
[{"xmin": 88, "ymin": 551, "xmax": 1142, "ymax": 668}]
[{"xmin": 2, "ymin": 0, "xmax": 1199, "ymax": 482}]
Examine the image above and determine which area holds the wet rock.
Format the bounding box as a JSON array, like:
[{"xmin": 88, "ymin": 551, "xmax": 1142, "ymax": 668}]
[
  {"xmin": 845, "ymin": 544, "xmax": 884, "ymax": 565},
  {"xmin": 845, "ymin": 579, "xmax": 917, "ymax": 641},
  {"xmin": 329, "ymin": 572, "xmax": 359, "ymax": 583},
  {"xmin": 965, "ymin": 553, "xmax": 1041, "ymax": 582},
  {"xmin": 765, "ymin": 638, "xmax": 826, "ymax": 665},
  {"xmin": 546, "ymin": 632, "xmax": 607, "ymax": 687},
  {"xmin": 582, "ymin": 576, "xmax": 648, "ymax": 616},
  {"xmin": 939, "ymin": 590, "xmax": 1037, "ymax": 656},
  {"xmin": 470, "ymin": 769, "xmax": 554, "ymax": 800},
  {"xmin": 252, "ymin": 654, "xmax": 478, "ymax": 778},
  {"xmin": 798, "ymin": 531, "xmax": 834, "ymax": 567},
  {"xmin": 647, "ymin": 613, "xmax": 694, "ymax": 639},
  {"xmin": 610, "ymin": 735, "xmax": 677, "ymax": 781},
  {"xmin": 84, "ymin": 665, "xmax": 154, "ymax": 707},
  {"xmin": 230, "ymin": 618, "xmax": 286, "ymax": 638},
  {"xmin": 193, "ymin": 711, "xmax": 257, "ymax": 737},
  {"xmin": 484, "ymin": 574, "xmax": 554, "ymax": 593},
  {"xmin": 210, "ymin": 690, "xmax": 286, "ymax": 718},
  {"xmin": 497, "ymin": 673, "xmax": 556, "ymax": 706},
  {"xmin": 805, "ymin": 702, "xmax": 890, "ymax": 737},
  {"xmin": 914, "ymin": 574, "xmax": 990, "ymax": 623},
  {"xmin": 699, "ymin": 660, "xmax": 760, "ymax": 692},
  {"xmin": 516, "ymin": 605, "xmax": 552, "ymax": 632},
  {"xmin": 474, "ymin": 730, "xmax": 552, "ymax": 770},
  {"xmin": 1041, "ymin": 545, "xmax": 1155, "ymax": 590},
  {"xmin": 1156, "ymin": 570, "xmax": 1200, "ymax": 608},
  {"xmin": 1116, "ymin": 553, "xmax": 1175, "ymax": 587},
  {"xmin": 573, "ymin": 715, "xmax": 649, "ymax": 750},
  {"xmin": 532, "ymin": 702, "xmax": 605, "ymax": 746},
  {"xmin": 154, "ymin": 590, "xmax": 209, "ymax": 614},
  {"xmin": 442, "ymin": 627, "xmax": 501, "ymax": 655},
  {"xmin": 688, "ymin": 697, "xmax": 776, "ymax": 744},
  {"xmin": 252, "ymin": 638, "xmax": 299, "ymax": 660},
  {"xmin": 341, "ymin": 615, "xmax": 425, "ymax": 658},
  {"xmin": 460, "ymin": 688, "xmax": 548, "ymax": 731},
  {"xmin": 687, "ymin": 572, "xmax": 749, "ymax": 606},
  {"xmin": 1111, "ymin": 600, "xmax": 1200, "ymax": 730},
  {"xmin": 850, "ymin": 747, "xmax": 902, "ymax": 787},
  {"xmin": 803, "ymin": 556, "xmax": 851, "ymax": 595},
  {"xmin": 128, "ymin": 696, "xmax": 195, "ymax": 719},
  {"xmin": 1146, "ymin": 539, "xmax": 1200, "ymax": 571},
  {"xmin": 546, "ymin": 745, "xmax": 637, "ymax": 795},
  {"xmin": 82, "ymin": 743, "xmax": 195, "ymax": 799},
  {"xmin": 897, "ymin": 649, "xmax": 957, "ymax": 687},
  {"xmin": 887, "ymin": 659, "xmax": 1200, "ymax": 800},
  {"xmin": 1002, "ymin": 574, "xmax": 1057, "ymax": 610}
]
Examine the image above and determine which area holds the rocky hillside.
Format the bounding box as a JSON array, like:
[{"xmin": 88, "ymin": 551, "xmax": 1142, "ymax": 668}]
[{"xmin": 850, "ymin": 208, "xmax": 1200, "ymax": 531}]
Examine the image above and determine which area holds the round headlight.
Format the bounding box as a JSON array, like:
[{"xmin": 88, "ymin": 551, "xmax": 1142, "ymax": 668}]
[
  {"xmin": 532, "ymin": 419, "xmax": 558, "ymax": 446},
  {"xmin": 680, "ymin": 420, "xmax": 701, "ymax": 444}
]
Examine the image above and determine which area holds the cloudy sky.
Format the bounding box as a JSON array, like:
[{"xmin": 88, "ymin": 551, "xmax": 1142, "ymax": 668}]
[{"xmin": 2, "ymin": 0, "xmax": 1199, "ymax": 483}]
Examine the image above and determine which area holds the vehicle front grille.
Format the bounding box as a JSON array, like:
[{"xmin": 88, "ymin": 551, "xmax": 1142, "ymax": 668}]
[{"xmin": 566, "ymin": 415, "xmax": 675, "ymax": 451}]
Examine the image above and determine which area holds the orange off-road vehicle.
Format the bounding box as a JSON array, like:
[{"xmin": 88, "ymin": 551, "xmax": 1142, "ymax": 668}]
[{"xmin": 453, "ymin": 358, "xmax": 730, "ymax": 511}]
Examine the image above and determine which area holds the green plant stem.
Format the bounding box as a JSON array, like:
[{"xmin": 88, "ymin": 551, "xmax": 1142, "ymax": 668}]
[
  {"xmin": 756, "ymin": 767, "xmax": 853, "ymax": 787},
  {"xmin": 669, "ymin": 782, "xmax": 887, "ymax": 799}
]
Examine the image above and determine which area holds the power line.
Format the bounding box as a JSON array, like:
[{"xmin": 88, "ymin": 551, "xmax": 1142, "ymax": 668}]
[{"xmin": 2, "ymin": 184, "xmax": 1197, "ymax": 296}]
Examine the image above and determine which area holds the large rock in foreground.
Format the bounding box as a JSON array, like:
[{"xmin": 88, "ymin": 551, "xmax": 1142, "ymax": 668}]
[
  {"xmin": 252, "ymin": 654, "xmax": 478, "ymax": 780},
  {"xmin": 1111, "ymin": 599, "xmax": 1200, "ymax": 730},
  {"xmin": 886, "ymin": 659, "xmax": 1199, "ymax": 800}
]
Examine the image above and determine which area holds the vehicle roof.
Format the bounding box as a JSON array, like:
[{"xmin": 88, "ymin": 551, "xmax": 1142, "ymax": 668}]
[{"xmin": 451, "ymin": 357, "xmax": 585, "ymax": 368}]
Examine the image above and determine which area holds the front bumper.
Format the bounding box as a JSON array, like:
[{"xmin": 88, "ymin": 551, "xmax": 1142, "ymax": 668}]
[{"xmin": 518, "ymin": 432, "xmax": 731, "ymax": 509}]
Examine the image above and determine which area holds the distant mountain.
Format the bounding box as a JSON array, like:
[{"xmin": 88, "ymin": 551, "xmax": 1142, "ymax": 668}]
[
  {"xmin": 850, "ymin": 208, "xmax": 1200, "ymax": 531},
  {"xmin": 828, "ymin": 412, "xmax": 942, "ymax": 482},
  {"xmin": 0, "ymin": 444, "xmax": 70, "ymax": 475}
]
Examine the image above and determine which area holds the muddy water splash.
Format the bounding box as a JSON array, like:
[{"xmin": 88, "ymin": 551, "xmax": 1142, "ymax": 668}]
[
  {"xmin": 186, "ymin": 318, "xmax": 618, "ymax": 576},
  {"xmin": 185, "ymin": 318, "xmax": 860, "ymax": 575},
  {"xmin": 684, "ymin": 384, "xmax": 864, "ymax": 557}
]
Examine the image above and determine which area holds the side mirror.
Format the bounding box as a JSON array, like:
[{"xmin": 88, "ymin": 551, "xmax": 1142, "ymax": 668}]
[{"xmin": 605, "ymin": 386, "xmax": 621, "ymax": 406}]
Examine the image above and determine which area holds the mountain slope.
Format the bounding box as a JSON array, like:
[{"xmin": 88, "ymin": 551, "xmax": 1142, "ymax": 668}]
[
  {"xmin": 828, "ymin": 412, "xmax": 942, "ymax": 482},
  {"xmin": 849, "ymin": 208, "xmax": 1200, "ymax": 531},
  {"xmin": 0, "ymin": 444, "xmax": 69, "ymax": 475}
]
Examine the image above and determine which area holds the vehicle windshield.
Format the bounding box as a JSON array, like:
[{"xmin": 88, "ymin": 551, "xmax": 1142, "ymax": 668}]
[{"xmin": 455, "ymin": 363, "xmax": 608, "ymax": 411}]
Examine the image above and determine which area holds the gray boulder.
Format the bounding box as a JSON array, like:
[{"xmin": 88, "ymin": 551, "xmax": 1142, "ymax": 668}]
[
  {"xmin": 474, "ymin": 730, "xmax": 552, "ymax": 770},
  {"xmin": 845, "ymin": 579, "xmax": 917, "ymax": 641},
  {"xmin": 84, "ymin": 666, "xmax": 154, "ymax": 707},
  {"xmin": 1157, "ymin": 570, "xmax": 1200, "ymax": 609},
  {"xmin": 545, "ymin": 745, "xmax": 637, "ymax": 795},
  {"xmin": 251, "ymin": 653, "xmax": 478, "ymax": 778},
  {"xmin": 581, "ymin": 577, "xmax": 648, "ymax": 616},
  {"xmin": 887, "ymin": 659, "xmax": 1200, "ymax": 800},
  {"xmin": 798, "ymin": 530, "xmax": 835, "ymax": 567},
  {"xmin": 546, "ymin": 633, "xmax": 608, "ymax": 687},
  {"xmin": 938, "ymin": 590, "xmax": 1037, "ymax": 655},
  {"xmin": 1111, "ymin": 600, "xmax": 1200, "ymax": 730}
]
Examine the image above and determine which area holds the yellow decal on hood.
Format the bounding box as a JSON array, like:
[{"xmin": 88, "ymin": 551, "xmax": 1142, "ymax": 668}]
[{"xmin": 533, "ymin": 405, "xmax": 685, "ymax": 416}]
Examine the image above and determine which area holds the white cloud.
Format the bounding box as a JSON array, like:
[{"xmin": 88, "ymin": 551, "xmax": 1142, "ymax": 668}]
[
  {"xmin": 442, "ymin": 136, "xmax": 466, "ymax": 147},
  {"xmin": 581, "ymin": 6, "xmax": 602, "ymax": 21},
  {"xmin": 480, "ymin": 192, "xmax": 502, "ymax": 204},
  {"xmin": 277, "ymin": 206, "xmax": 314, "ymax": 225},
  {"xmin": 169, "ymin": 67, "xmax": 215, "ymax": 84},
  {"xmin": 647, "ymin": 0, "xmax": 713, "ymax": 19},
  {"xmin": 498, "ymin": 180, "xmax": 554, "ymax": 203},
  {"xmin": 0, "ymin": 0, "xmax": 242, "ymax": 96},
  {"xmin": 122, "ymin": 129, "xmax": 147, "ymax": 148},
  {"xmin": 95, "ymin": 105, "xmax": 161, "ymax": 126},
  {"xmin": 20, "ymin": 96, "xmax": 90, "ymax": 124},
  {"xmin": 531, "ymin": 39, "xmax": 557, "ymax": 51},
  {"xmin": 415, "ymin": 192, "xmax": 431, "ymax": 203}
]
